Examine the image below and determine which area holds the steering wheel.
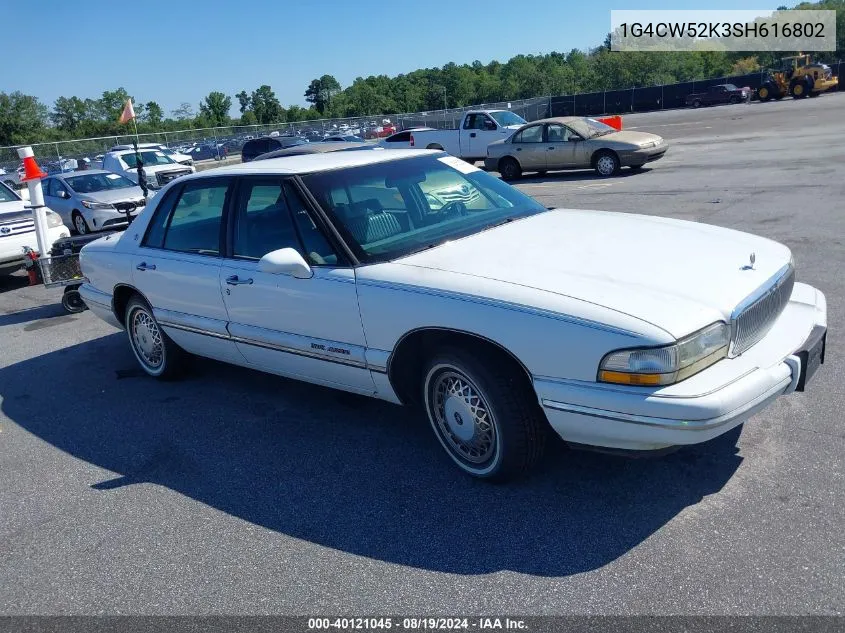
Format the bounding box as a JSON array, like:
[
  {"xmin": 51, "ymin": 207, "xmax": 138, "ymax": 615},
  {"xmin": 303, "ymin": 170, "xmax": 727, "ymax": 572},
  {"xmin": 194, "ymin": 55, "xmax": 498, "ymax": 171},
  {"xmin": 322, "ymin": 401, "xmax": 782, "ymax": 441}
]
[{"xmin": 440, "ymin": 201, "xmax": 468, "ymax": 218}]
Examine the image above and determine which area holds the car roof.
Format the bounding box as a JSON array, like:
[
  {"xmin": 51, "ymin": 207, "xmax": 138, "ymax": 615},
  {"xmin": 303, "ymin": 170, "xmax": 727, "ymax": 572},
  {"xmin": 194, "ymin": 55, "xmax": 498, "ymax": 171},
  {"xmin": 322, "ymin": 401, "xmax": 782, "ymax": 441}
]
[
  {"xmin": 255, "ymin": 142, "xmax": 378, "ymax": 160},
  {"xmin": 197, "ymin": 148, "xmax": 438, "ymax": 176},
  {"xmin": 520, "ymin": 116, "xmax": 581, "ymax": 126},
  {"xmin": 51, "ymin": 169, "xmax": 114, "ymax": 178}
]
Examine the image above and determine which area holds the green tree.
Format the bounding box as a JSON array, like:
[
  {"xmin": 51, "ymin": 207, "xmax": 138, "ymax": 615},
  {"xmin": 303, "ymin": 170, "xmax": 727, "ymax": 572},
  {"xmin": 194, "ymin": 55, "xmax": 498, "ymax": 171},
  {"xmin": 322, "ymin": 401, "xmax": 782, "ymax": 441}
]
[
  {"xmin": 51, "ymin": 96, "xmax": 88, "ymax": 132},
  {"xmin": 250, "ymin": 85, "xmax": 284, "ymax": 124},
  {"xmin": 98, "ymin": 88, "xmax": 133, "ymax": 121},
  {"xmin": 199, "ymin": 91, "xmax": 232, "ymax": 126},
  {"xmin": 0, "ymin": 91, "xmax": 49, "ymax": 145},
  {"xmin": 235, "ymin": 90, "xmax": 251, "ymax": 114},
  {"xmin": 172, "ymin": 102, "xmax": 194, "ymax": 120},
  {"xmin": 240, "ymin": 110, "xmax": 258, "ymax": 125},
  {"xmin": 305, "ymin": 74, "xmax": 342, "ymax": 114},
  {"xmin": 144, "ymin": 101, "xmax": 164, "ymax": 125}
]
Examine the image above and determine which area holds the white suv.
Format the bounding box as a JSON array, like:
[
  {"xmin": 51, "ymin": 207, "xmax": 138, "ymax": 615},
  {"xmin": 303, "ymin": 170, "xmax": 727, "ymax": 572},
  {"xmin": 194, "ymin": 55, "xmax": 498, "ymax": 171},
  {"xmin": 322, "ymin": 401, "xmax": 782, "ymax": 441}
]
[{"xmin": 0, "ymin": 180, "xmax": 70, "ymax": 275}]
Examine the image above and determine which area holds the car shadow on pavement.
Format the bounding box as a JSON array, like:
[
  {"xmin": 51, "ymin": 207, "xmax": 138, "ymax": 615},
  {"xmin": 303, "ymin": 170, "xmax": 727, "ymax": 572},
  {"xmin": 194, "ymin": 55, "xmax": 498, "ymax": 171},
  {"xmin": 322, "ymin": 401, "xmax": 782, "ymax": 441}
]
[
  {"xmin": 0, "ymin": 303, "xmax": 71, "ymax": 327},
  {"xmin": 1, "ymin": 334, "xmax": 742, "ymax": 577},
  {"xmin": 515, "ymin": 167, "xmax": 652, "ymax": 185},
  {"xmin": 0, "ymin": 273, "xmax": 31, "ymax": 295}
]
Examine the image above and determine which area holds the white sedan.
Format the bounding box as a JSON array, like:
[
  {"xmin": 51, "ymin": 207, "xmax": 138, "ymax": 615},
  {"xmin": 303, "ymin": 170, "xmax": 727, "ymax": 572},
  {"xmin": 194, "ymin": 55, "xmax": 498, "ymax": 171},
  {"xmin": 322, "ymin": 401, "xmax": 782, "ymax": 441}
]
[{"xmin": 79, "ymin": 150, "xmax": 827, "ymax": 481}]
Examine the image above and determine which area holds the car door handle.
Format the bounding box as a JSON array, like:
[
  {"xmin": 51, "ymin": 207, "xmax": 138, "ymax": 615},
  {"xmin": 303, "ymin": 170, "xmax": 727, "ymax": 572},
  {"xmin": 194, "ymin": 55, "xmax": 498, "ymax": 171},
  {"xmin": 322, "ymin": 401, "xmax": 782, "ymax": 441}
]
[
  {"xmin": 548, "ymin": 147, "xmax": 556, "ymax": 150},
  {"xmin": 225, "ymin": 275, "xmax": 253, "ymax": 286},
  {"xmin": 515, "ymin": 147, "xmax": 522, "ymax": 151},
  {"xmin": 469, "ymin": 132, "xmax": 477, "ymax": 138},
  {"xmin": 135, "ymin": 262, "xmax": 156, "ymax": 271}
]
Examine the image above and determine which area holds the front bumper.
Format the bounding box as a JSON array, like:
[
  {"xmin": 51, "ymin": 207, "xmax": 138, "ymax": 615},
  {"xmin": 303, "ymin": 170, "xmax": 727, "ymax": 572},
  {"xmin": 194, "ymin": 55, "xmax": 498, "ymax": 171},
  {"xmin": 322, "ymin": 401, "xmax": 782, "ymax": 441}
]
[
  {"xmin": 620, "ymin": 144, "xmax": 668, "ymax": 167},
  {"xmin": 536, "ymin": 282, "xmax": 826, "ymax": 451},
  {"xmin": 84, "ymin": 205, "xmax": 144, "ymax": 231},
  {"xmin": 0, "ymin": 225, "xmax": 71, "ymax": 272}
]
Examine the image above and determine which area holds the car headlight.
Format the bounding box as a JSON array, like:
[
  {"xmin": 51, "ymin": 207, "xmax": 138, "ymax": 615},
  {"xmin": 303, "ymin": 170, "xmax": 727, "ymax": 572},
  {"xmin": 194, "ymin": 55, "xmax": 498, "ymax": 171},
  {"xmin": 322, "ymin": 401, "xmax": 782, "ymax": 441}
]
[
  {"xmin": 81, "ymin": 200, "xmax": 115, "ymax": 210},
  {"xmin": 45, "ymin": 210, "xmax": 64, "ymax": 228},
  {"xmin": 598, "ymin": 322, "xmax": 729, "ymax": 386}
]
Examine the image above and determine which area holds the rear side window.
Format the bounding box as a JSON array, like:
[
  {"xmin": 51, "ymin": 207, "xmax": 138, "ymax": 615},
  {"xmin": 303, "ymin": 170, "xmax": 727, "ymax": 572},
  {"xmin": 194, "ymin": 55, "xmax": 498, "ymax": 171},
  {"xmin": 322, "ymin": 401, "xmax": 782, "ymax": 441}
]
[
  {"xmin": 164, "ymin": 181, "xmax": 229, "ymax": 254},
  {"xmin": 386, "ymin": 132, "xmax": 410, "ymax": 143},
  {"xmin": 142, "ymin": 187, "xmax": 181, "ymax": 248},
  {"xmin": 513, "ymin": 125, "xmax": 543, "ymax": 143},
  {"xmin": 142, "ymin": 178, "xmax": 231, "ymax": 254}
]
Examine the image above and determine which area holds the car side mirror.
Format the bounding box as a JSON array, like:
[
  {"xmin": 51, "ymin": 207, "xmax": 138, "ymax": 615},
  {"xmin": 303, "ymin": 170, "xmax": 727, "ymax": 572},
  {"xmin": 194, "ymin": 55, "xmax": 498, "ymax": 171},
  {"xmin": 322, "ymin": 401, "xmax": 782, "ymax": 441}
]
[
  {"xmin": 258, "ymin": 247, "xmax": 313, "ymax": 279},
  {"xmin": 484, "ymin": 121, "xmax": 497, "ymax": 131},
  {"xmin": 58, "ymin": 190, "xmax": 70, "ymax": 198}
]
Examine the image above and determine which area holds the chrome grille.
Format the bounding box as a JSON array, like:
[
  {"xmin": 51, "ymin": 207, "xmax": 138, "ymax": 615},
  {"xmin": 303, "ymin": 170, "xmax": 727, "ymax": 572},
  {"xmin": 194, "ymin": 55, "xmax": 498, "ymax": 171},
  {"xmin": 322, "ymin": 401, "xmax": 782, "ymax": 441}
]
[
  {"xmin": 0, "ymin": 211, "xmax": 35, "ymax": 237},
  {"xmin": 730, "ymin": 264, "xmax": 795, "ymax": 356},
  {"xmin": 156, "ymin": 170, "xmax": 192, "ymax": 186}
]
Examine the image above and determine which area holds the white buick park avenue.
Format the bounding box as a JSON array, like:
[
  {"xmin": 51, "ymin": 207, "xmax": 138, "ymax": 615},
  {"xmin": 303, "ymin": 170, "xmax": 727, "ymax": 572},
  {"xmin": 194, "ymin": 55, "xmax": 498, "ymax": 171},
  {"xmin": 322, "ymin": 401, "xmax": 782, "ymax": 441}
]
[{"xmin": 79, "ymin": 149, "xmax": 827, "ymax": 481}]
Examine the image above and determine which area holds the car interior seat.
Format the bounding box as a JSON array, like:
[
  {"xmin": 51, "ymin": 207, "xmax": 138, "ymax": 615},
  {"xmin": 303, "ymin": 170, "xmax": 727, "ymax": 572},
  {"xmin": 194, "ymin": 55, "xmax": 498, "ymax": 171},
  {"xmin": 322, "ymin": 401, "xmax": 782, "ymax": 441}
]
[{"xmin": 345, "ymin": 198, "xmax": 402, "ymax": 245}]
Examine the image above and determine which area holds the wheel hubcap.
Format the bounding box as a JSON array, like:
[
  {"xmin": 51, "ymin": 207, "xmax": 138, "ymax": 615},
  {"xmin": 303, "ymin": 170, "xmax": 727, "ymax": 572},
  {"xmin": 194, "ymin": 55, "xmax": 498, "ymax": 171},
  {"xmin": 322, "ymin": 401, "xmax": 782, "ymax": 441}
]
[
  {"xmin": 597, "ymin": 156, "xmax": 615, "ymax": 175},
  {"xmin": 131, "ymin": 309, "xmax": 163, "ymax": 368},
  {"xmin": 74, "ymin": 216, "xmax": 86, "ymax": 233},
  {"xmin": 431, "ymin": 370, "xmax": 496, "ymax": 464}
]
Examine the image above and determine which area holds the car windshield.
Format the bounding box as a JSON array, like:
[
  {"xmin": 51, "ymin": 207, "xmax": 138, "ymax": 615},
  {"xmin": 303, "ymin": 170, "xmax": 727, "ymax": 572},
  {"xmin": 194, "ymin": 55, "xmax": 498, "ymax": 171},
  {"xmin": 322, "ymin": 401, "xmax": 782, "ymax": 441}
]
[
  {"xmin": 122, "ymin": 150, "xmax": 175, "ymax": 166},
  {"xmin": 489, "ymin": 111, "xmax": 527, "ymax": 127},
  {"xmin": 302, "ymin": 154, "xmax": 547, "ymax": 263},
  {"xmin": 568, "ymin": 118, "xmax": 617, "ymax": 138},
  {"xmin": 723, "ymin": 84, "xmax": 738, "ymax": 91},
  {"xmin": 65, "ymin": 173, "xmax": 136, "ymax": 193},
  {"xmin": 0, "ymin": 181, "xmax": 20, "ymax": 202}
]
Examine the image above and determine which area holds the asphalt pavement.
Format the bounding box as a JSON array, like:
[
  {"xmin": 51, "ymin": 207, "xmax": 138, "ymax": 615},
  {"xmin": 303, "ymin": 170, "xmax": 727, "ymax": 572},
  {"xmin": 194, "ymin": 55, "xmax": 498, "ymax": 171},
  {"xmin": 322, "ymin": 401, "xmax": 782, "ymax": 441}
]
[{"xmin": 1, "ymin": 94, "xmax": 843, "ymax": 615}]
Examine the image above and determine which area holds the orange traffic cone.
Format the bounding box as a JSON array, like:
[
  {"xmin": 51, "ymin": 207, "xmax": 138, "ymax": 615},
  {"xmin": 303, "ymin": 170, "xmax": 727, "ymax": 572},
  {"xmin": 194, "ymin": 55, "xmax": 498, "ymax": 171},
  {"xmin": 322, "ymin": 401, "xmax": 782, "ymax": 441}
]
[
  {"xmin": 19, "ymin": 147, "xmax": 47, "ymax": 182},
  {"xmin": 598, "ymin": 115, "xmax": 623, "ymax": 131}
]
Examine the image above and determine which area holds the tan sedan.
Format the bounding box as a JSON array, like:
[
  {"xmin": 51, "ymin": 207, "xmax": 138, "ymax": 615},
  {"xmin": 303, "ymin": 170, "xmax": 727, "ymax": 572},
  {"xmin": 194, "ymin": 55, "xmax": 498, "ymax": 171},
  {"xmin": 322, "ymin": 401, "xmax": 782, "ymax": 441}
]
[{"xmin": 484, "ymin": 116, "xmax": 668, "ymax": 179}]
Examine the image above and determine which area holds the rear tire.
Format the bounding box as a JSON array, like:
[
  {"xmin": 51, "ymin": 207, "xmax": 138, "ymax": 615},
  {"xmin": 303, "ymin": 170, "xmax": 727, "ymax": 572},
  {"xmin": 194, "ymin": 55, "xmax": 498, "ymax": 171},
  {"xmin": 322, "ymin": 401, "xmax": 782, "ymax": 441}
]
[
  {"xmin": 758, "ymin": 84, "xmax": 773, "ymax": 102},
  {"xmin": 594, "ymin": 151, "xmax": 620, "ymax": 177},
  {"xmin": 426, "ymin": 144, "xmax": 444, "ymax": 151},
  {"xmin": 125, "ymin": 295, "xmax": 188, "ymax": 380},
  {"xmin": 422, "ymin": 347, "xmax": 546, "ymax": 481},
  {"xmin": 692, "ymin": 99, "xmax": 702, "ymax": 108},
  {"xmin": 498, "ymin": 157, "xmax": 522, "ymax": 181}
]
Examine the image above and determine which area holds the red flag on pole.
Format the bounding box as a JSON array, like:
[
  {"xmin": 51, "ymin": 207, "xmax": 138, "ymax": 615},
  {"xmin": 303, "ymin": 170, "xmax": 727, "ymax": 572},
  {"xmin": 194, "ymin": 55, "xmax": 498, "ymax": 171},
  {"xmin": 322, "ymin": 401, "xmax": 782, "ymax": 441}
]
[{"xmin": 119, "ymin": 99, "xmax": 136, "ymax": 124}]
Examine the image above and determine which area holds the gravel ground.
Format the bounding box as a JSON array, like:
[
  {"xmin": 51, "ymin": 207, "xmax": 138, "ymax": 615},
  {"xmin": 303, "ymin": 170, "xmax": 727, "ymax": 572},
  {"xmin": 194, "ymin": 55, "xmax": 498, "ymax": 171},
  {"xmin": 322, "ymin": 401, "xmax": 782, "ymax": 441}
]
[{"xmin": 0, "ymin": 94, "xmax": 843, "ymax": 615}]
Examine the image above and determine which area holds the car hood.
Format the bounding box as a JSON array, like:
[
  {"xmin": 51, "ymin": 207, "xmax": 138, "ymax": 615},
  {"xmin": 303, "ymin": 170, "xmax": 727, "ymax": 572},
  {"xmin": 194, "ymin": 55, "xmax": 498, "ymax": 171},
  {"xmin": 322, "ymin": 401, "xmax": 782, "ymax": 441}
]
[
  {"xmin": 0, "ymin": 200, "xmax": 28, "ymax": 215},
  {"xmin": 393, "ymin": 209, "xmax": 792, "ymax": 339},
  {"xmin": 81, "ymin": 187, "xmax": 146, "ymax": 204},
  {"xmin": 595, "ymin": 130, "xmax": 662, "ymax": 146}
]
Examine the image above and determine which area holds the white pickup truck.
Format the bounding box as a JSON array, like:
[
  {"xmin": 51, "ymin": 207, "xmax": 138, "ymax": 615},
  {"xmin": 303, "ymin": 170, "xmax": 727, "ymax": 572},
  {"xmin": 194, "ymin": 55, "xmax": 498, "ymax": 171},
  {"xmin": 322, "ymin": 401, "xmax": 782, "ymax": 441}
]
[{"xmin": 408, "ymin": 110, "xmax": 527, "ymax": 161}]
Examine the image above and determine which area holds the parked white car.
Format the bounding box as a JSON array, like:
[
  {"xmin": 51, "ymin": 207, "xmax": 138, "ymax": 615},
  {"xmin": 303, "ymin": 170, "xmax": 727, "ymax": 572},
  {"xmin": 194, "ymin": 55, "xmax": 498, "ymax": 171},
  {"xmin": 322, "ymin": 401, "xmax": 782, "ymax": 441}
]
[
  {"xmin": 79, "ymin": 150, "xmax": 827, "ymax": 481},
  {"xmin": 408, "ymin": 110, "xmax": 527, "ymax": 161},
  {"xmin": 0, "ymin": 180, "xmax": 70, "ymax": 275},
  {"xmin": 102, "ymin": 149, "xmax": 194, "ymax": 190},
  {"xmin": 111, "ymin": 143, "xmax": 193, "ymax": 166},
  {"xmin": 41, "ymin": 170, "xmax": 147, "ymax": 234}
]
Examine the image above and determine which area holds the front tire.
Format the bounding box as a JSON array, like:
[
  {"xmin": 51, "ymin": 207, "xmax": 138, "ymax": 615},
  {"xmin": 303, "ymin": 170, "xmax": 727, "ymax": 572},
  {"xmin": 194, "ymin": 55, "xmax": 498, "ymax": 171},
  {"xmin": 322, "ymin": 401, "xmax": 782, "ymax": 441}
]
[
  {"xmin": 692, "ymin": 99, "xmax": 701, "ymax": 108},
  {"xmin": 498, "ymin": 157, "xmax": 522, "ymax": 181},
  {"xmin": 125, "ymin": 296, "xmax": 187, "ymax": 379},
  {"xmin": 72, "ymin": 211, "xmax": 89, "ymax": 235},
  {"xmin": 594, "ymin": 151, "xmax": 620, "ymax": 177},
  {"xmin": 422, "ymin": 347, "xmax": 546, "ymax": 481}
]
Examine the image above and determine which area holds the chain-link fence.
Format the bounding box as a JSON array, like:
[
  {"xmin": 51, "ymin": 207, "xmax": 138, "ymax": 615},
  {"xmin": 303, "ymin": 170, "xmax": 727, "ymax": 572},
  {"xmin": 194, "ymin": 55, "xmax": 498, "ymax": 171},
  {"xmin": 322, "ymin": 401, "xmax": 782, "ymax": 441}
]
[
  {"xmin": 1, "ymin": 62, "xmax": 841, "ymax": 180},
  {"xmin": 0, "ymin": 97, "xmax": 551, "ymax": 179}
]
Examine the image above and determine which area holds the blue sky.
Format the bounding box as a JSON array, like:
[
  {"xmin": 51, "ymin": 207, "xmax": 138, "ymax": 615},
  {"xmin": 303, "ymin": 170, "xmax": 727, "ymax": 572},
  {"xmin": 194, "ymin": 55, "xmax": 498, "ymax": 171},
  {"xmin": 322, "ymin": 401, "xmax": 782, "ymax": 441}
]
[{"xmin": 9, "ymin": 0, "xmax": 778, "ymax": 117}]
